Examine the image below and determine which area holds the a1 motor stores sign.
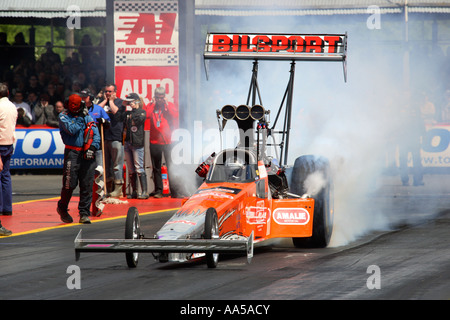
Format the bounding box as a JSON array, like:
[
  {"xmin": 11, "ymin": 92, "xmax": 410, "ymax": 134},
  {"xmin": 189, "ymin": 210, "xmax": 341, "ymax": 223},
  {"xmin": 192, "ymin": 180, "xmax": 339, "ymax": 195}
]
[{"xmin": 114, "ymin": 0, "xmax": 179, "ymax": 108}]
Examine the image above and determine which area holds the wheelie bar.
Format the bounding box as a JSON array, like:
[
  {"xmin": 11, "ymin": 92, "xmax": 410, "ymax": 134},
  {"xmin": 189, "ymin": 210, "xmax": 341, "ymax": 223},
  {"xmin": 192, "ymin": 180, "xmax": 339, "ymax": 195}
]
[{"xmin": 74, "ymin": 230, "xmax": 254, "ymax": 264}]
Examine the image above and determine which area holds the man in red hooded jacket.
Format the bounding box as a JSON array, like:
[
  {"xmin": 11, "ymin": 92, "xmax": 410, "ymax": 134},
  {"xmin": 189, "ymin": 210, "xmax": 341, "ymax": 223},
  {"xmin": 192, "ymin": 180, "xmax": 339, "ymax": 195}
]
[{"xmin": 145, "ymin": 86, "xmax": 183, "ymax": 198}]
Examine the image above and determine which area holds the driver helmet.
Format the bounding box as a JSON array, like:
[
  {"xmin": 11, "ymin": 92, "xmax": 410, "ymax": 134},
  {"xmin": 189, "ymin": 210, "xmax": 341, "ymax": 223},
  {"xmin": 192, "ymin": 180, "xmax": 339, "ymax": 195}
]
[
  {"xmin": 67, "ymin": 94, "xmax": 84, "ymax": 114},
  {"xmin": 224, "ymin": 154, "xmax": 247, "ymax": 179}
]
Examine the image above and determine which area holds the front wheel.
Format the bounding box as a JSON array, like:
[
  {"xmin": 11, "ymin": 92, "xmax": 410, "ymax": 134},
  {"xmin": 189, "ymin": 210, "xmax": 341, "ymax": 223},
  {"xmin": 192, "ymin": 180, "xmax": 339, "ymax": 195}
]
[
  {"xmin": 125, "ymin": 207, "xmax": 141, "ymax": 268},
  {"xmin": 204, "ymin": 208, "xmax": 219, "ymax": 268}
]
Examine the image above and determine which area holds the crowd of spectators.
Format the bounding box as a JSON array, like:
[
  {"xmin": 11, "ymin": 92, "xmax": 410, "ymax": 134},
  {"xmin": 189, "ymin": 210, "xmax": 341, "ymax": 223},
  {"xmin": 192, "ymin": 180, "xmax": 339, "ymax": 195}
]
[
  {"xmin": 0, "ymin": 32, "xmax": 106, "ymax": 127},
  {"xmin": 0, "ymin": 31, "xmax": 449, "ymax": 125}
]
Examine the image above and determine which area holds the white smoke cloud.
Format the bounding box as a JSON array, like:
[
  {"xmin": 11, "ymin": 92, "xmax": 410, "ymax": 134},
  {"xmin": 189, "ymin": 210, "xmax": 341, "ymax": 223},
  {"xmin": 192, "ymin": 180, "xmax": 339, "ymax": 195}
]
[
  {"xmin": 287, "ymin": 57, "xmax": 396, "ymax": 246},
  {"xmin": 303, "ymin": 171, "xmax": 327, "ymax": 197},
  {"xmin": 177, "ymin": 10, "xmax": 449, "ymax": 247}
]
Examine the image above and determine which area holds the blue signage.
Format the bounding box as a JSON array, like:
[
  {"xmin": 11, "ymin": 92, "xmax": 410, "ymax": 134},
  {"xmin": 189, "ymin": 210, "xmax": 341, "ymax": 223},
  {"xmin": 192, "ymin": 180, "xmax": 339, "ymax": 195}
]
[{"xmin": 11, "ymin": 126, "xmax": 64, "ymax": 169}]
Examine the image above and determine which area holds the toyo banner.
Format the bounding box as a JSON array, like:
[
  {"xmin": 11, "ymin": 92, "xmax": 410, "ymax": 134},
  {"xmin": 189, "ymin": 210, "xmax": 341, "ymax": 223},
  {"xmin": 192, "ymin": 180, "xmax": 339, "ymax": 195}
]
[
  {"xmin": 113, "ymin": 0, "xmax": 179, "ymax": 117},
  {"xmin": 421, "ymin": 124, "xmax": 450, "ymax": 168},
  {"xmin": 11, "ymin": 126, "xmax": 64, "ymax": 169}
]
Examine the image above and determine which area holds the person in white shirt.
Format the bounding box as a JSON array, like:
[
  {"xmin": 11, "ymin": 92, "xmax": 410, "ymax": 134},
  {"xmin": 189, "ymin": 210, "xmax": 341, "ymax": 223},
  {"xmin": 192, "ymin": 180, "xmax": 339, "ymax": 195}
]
[{"xmin": 0, "ymin": 83, "xmax": 18, "ymax": 236}]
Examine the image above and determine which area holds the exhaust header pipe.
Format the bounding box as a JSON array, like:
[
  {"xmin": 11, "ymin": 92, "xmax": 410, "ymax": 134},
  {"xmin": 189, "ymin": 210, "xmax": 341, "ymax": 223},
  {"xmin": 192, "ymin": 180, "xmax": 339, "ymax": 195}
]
[
  {"xmin": 250, "ymin": 104, "xmax": 264, "ymax": 120},
  {"xmin": 220, "ymin": 104, "xmax": 266, "ymax": 121},
  {"xmin": 236, "ymin": 105, "xmax": 250, "ymax": 120},
  {"xmin": 221, "ymin": 105, "xmax": 236, "ymax": 120}
]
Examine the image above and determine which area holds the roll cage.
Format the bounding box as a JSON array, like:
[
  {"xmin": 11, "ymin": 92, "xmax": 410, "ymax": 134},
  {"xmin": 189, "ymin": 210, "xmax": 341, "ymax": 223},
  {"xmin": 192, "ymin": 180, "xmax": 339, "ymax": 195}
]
[{"xmin": 206, "ymin": 148, "xmax": 258, "ymax": 183}]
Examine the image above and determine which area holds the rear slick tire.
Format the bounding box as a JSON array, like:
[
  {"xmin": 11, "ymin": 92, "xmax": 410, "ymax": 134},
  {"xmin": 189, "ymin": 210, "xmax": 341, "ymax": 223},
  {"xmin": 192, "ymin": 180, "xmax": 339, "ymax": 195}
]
[{"xmin": 291, "ymin": 155, "xmax": 334, "ymax": 248}]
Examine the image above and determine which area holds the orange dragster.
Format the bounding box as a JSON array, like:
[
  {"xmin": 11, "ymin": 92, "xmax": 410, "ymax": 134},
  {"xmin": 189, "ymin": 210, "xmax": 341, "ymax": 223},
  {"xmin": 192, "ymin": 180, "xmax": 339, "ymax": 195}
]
[
  {"xmin": 74, "ymin": 106, "xmax": 334, "ymax": 269},
  {"xmin": 75, "ymin": 32, "xmax": 346, "ymax": 268}
]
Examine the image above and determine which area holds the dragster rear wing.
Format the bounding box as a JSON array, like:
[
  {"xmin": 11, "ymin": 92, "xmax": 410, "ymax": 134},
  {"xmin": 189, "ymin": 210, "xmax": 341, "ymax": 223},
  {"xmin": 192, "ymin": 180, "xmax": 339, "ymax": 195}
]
[
  {"xmin": 74, "ymin": 230, "xmax": 254, "ymax": 264},
  {"xmin": 204, "ymin": 32, "xmax": 348, "ymax": 81}
]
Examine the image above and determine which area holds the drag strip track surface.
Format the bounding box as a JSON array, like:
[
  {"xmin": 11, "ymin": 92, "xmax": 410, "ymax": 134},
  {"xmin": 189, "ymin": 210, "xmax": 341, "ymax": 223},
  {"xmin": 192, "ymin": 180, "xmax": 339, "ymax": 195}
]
[{"xmin": 1, "ymin": 208, "xmax": 449, "ymax": 300}]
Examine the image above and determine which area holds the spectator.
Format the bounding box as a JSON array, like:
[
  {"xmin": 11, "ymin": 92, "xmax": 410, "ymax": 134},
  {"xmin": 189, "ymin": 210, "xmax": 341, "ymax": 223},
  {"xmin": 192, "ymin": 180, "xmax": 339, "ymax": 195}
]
[
  {"xmin": 81, "ymin": 88, "xmax": 110, "ymax": 169},
  {"xmin": 419, "ymin": 92, "xmax": 436, "ymax": 125},
  {"xmin": 0, "ymin": 30, "xmax": 107, "ymax": 123},
  {"xmin": 87, "ymin": 70, "xmax": 99, "ymax": 87},
  {"xmin": 33, "ymin": 93, "xmax": 53, "ymax": 125},
  {"xmin": 0, "ymin": 83, "xmax": 18, "ymax": 236},
  {"xmin": 63, "ymin": 78, "xmax": 73, "ymax": 98},
  {"xmin": 25, "ymin": 74, "xmax": 42, "ymax": 96},
  {"xmin": 61, "ymin": 63, "xmax": 73, "ymax": 83},
  {"xmin": 0, "ymin": 33, "xmax": 11, "ymax": 77},
  {"xmin": 57, "ymin": 94, "xmax": 100, "ymax": 224},
  {"xmin": 40, "ymin": 41, "xmax": 61, "ymax": 67},
  {"xmin": 26, "ymin": 91, "xmax": 39, "ymax": 120},
  {"xmin": 75, "ymin": 71, "xmax": 86, "ymax": 89},
  {"xmin": 16, "ymin": 107, "xmax": 32, "ymax": 127},
  {"xmin": 10, "ymin": 73, "xmax": 26, "ymax": 97},
  {"xmin": 71, "ymin": 81, "xmax": 82, "ymax": 96},
  {"xmin": 94, "ymin": 68, "xmax": 106, "ymax": 90},
  {"xmin": 11, "ymin": 32, "xmax": 34, "ymax": 68},
  {"xmin": 123, "ymin": 93, "xmax": 148, "ymax": 199},
  {"xmin": 12, "ymin": 90, "xmax": 32, "ymax": 121},
  {"xmin": 397, "ymin": 94, "xmax": 425, "ymax": 186},
  {"xmin": 33, "ymin": 60, "xmax": 44, "ymax": 76},
  {"xmin": 78, "ymin": 34, "xmax": 93, "ymax": 65},
  {"xmin": 56, "ymin": 82, "xmax": 66, "ymax": 101},
  {"xmin": 13, "ymin": 58, "xmax": 34, "ymax": 83},
  {"xmin": 98, "ymin": 84, "xmax": 125, "ymax": 197},
  {"xmin": 49, "ymin": 65, "xmax": 61, "ymax": 84},
  {"xmin": 146, "ymin": 86, "xmax": 185, "ymax": 198},
  {"xmin": 71, "ymin": 52, "xmax": 81, "ymax": 66},
  {"xmin": 45, "ymin": 83, "xmax": 62, "ymax": 106},
  {"xmin": 37, "ymin": 71, "xmax": 48, "ymax": 92},
  {"xmin": 93, "ymin": 87, "xmax": 104, "ymax": 105},
  {"xmin": 46, "ymin": 100, "xmax": 64, "ymax": 127},
  {"xmin": 442, "ymin": 89, "xmax": 450, "ymax": 122}
]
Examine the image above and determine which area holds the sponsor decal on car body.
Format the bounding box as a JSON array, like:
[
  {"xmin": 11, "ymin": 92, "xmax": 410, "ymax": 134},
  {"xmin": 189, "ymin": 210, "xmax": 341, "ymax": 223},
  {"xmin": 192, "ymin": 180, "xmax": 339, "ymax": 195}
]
[{"xmin": 273, "ymin": 208, "xmax": 310, "ymax": 225}]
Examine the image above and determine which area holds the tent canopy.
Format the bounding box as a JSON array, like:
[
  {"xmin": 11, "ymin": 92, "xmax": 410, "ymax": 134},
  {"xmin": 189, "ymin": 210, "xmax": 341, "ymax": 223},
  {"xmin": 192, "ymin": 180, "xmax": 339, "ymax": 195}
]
[
  {"xmin": 1, "ymin": 0, "xmax": 449, "ymax": 21},
  {"xmin": 195, "ymin": 0, "xmax": 450, "ymax": 15},
  {"xmin": 0, "ymin": 0, "xmax": 106, "ymax": 26}
]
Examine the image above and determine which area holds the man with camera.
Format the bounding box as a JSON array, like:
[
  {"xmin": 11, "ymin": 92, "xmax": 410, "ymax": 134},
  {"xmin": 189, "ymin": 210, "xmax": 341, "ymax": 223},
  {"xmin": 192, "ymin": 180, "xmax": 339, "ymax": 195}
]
[
  {"xmin": 56, "ymin": 94, "xmax": 100, "ymax": 224},
  {"xmin": 98, "ymin": 84, "xmax": 125, "ymax": 198},
  {"xmin": 146, "ymin": 86, "xmax": 186, "ymax": 198}
]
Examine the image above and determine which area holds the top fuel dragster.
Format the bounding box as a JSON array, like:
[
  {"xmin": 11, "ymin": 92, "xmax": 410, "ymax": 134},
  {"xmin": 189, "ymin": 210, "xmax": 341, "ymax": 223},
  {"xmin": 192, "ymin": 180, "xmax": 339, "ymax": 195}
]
[{"xmin": 75, "ymin": 32, "xmax": 347, "ymax": 268}]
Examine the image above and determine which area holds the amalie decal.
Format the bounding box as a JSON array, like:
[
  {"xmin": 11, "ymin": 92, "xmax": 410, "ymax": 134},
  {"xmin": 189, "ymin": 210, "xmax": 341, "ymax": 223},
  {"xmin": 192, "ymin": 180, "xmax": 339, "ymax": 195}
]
[{"xmin": 273, "ymin": 208, "xmax": 310, "ymax": 225}]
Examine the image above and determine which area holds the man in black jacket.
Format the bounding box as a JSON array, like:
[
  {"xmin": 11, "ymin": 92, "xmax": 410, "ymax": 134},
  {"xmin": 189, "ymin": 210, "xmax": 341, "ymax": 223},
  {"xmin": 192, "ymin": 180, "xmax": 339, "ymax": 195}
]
[{"xmin": 123, "ymin": 93, "xmax": 148, "ymax": 199}]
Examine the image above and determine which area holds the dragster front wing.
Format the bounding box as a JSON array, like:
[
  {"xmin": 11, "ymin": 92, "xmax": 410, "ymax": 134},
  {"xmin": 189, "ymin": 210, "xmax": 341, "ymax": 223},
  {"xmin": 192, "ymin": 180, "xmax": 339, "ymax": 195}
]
[{"xmin": 74, "ymin": 230, "xmax": 254, "ymax": 264}]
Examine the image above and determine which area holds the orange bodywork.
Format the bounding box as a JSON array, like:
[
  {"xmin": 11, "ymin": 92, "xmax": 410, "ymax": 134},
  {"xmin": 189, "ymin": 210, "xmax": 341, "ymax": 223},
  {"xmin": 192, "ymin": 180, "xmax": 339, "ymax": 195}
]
[{"xmin": 179, "ymin": 161, "xmax": 314, "ymax": 243}]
